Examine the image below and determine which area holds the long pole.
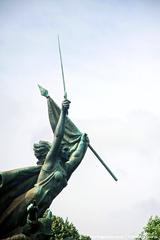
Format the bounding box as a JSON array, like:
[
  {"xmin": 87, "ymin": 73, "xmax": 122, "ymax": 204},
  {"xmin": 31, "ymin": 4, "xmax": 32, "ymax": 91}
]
[{"xmin": 89, "ymin": 144, "xmax": 118, "ymax": 181}]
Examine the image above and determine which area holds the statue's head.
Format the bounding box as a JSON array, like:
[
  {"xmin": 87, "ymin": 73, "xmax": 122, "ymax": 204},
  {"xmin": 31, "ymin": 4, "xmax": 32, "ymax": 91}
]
[
  {"xmin": 33, "ymin": 140, "xmax": 70, "ymax": 164},
  {"xmin": 33, "ymin": 140, "xmax": 51, "ymax": 165}
]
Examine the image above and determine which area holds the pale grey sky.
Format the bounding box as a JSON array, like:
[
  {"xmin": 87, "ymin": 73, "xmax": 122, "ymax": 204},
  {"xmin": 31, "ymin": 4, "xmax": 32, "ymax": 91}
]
[{"xmin": 1, "ymin": 0, "xmax": 160, "ymax": 239}]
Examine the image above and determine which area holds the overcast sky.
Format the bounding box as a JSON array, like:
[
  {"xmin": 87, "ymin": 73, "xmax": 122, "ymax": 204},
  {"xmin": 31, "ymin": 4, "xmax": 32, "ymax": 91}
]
[{"xmin": 1, "ymin": 0, "xmax": 160, "ymax": 239}]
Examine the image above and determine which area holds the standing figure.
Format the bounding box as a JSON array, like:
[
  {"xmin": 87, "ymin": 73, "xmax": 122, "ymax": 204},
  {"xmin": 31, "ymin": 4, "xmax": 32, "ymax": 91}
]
[{"xmin": 0, "ymin": 88, "xmax": 89, "ymax": 238}]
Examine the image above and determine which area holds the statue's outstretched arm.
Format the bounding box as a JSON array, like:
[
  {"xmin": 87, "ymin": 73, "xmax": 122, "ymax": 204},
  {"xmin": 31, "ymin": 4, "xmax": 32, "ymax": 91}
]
[
  {"xmin": 66, "ymin": 133, "xmax": 89, "ymax": 179},
  {"xmin": 37, "ymin": 99, "xmax": 70, "ymax": 182},
  {"xmin": 38, "ymin": 85, "xmax": 70, "ymax": 161},
  {"xmin": 45, "ymin": 99, "xmax": 70, "ymax": 166}
]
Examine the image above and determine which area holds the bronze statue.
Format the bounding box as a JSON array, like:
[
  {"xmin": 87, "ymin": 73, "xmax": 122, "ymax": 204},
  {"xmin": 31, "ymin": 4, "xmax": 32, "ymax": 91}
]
[
  {"xmin": 0, "ymin": 88, "xmax": 89, "ymax": 238},
  {"xmin": 0, "ymin": 38, "xmax": 117, "ymax": 239}
]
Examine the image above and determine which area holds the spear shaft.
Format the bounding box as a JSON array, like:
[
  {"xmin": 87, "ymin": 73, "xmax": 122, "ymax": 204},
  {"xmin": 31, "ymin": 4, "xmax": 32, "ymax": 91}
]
[{"xmin": 89, "ymin": 144, "xmax": 118, "ymax": 181}]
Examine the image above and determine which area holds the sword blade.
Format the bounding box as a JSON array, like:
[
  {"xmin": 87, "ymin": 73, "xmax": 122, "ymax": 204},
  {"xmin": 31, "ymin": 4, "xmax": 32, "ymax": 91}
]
[{"xmin": 58, "ymin": 36, "xmax": 67, "ymax": 99}]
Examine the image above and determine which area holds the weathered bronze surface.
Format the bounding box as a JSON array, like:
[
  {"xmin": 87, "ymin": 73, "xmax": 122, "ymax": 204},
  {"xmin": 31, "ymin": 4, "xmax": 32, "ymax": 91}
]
[{"xmin": 0, "ymin": 86, "xmax": 89, "ymax": 238}]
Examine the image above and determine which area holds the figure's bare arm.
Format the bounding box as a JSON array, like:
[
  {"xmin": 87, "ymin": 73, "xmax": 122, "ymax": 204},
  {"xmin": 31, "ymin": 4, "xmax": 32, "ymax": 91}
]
[
  {"xmin": 37, "ymin": 99, "xmax": 70, "ymax": 183},
  {"xmin": 45, "ymin": 99, "xmax": 70, "ymax": 167},
  {"xmin": 66, "ymin": 133, "xmax": 89, "ymax": 179}
]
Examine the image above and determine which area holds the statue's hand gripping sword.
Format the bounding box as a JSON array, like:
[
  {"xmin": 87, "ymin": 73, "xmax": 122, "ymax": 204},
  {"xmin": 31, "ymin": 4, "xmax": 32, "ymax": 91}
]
[{"xmin": 58, "ymin": 36, "xmax": 118, "ymax": 181}]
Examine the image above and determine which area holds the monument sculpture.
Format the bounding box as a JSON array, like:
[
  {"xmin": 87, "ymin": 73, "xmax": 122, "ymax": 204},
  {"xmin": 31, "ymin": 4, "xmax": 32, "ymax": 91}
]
[
  {"xmin": 0, "ymin": 38, "xmax": 117, "ymax": 239},
  {"xmin": 0, "ymin": 88, "xmax": 89, "ymax": 238}
]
